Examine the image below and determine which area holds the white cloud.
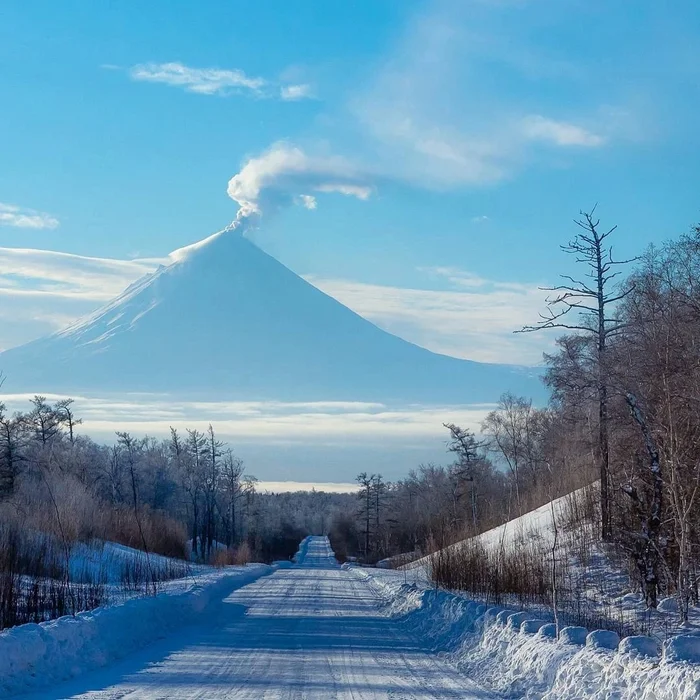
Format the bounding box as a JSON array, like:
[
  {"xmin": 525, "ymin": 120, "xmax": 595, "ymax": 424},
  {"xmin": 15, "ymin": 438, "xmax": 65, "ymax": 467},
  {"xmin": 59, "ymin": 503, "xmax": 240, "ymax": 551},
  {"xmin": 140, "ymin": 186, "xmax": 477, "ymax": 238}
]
[
  {"xmin": 0, "ymin": 393, "xmax": 494, "ymax": 445},
  {"xmin": 124, "ymin": 62, "xmax": 315, "ymax": 102},
  {"xmin": 314, "ymin": 183, "xmax": 372, "ymax": 200},
  {"xmin": 471, "ymin": 215, "xmax": 490, "ymax": 223},
  {"xmin": 0, "ymin": 247, "xmax": 163, "ymax": 350},
  {"xmin": 0, "ymin": 203, "xmax": 59, "ymax": 230},
  {"xmin": 0, "ymin": 247, "xmax": 162, "ymax": 299},
  {"xmin": 280, "ymin": 83, "xmax": 313, "ymax": 101},
  {"xmin": 350, "ymin": 0, "xmax": 617, "ymax": 188},
  {"xmin": 297, "ymin": 195, "xmax": 318, "ymax": 210},
  {"xmin": 305, "ymin": 271, "xmax": 553, "ymax": 365},
  {"xmin": 256, "ymin": 481, "xmax": 358, "ymax": 494},
  {"xmin": 521, "ymin": 115, "xmax": 605, "ymax": 147},
  {"xmin": 129, "ymin": 62, "xmax": 265, "ymax": 96}
]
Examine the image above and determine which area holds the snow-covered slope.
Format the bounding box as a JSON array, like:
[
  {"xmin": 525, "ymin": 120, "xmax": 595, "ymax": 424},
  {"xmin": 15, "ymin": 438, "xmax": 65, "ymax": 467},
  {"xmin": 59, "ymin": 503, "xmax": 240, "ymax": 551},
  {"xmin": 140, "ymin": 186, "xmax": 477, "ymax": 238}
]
[
  {"xmin": 407, "ymin": 486, "xmax": 700, "ymax": 640},
  {"xmin": 409, "ymin": 491, "xmax": 576, "ymax": 570},
  {"xmin": 0, "ymin": 228, "xmax": 543, "ymax": 403}
]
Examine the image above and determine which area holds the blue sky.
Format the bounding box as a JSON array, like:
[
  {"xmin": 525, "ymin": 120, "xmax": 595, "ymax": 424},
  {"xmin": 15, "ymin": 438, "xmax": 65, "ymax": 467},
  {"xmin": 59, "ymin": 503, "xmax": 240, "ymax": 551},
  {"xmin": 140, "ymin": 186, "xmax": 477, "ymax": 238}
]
[{"xmin": 1, "ymin": 0, "xmax": 700, "ymax": 361}]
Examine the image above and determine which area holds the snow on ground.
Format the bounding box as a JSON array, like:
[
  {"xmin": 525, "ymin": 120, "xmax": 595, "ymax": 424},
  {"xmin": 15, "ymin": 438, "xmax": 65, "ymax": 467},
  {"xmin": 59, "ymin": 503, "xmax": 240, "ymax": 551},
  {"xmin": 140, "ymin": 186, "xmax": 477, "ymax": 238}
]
[
  {"xmin": 5, "ymin": 536, "xmax": 700, "ymax": 699},
  {"xmin": 69, "ymin": 541, "xmax": 196, "ymax": 585},
  {"xmin": 354, "ymin": 565, "xmax": 700, "ymax": 700},
  {"xmin": 404, "ymin": 487, "xmax": 700, "ymax": 640},
  {"xmin": 9, "ymin": 537, "xmax": 495, "ymax": 699},
  {"xmin": 407, "ymin": 491, "xmax": 576, "ymax": 572},
  {"xmin": 0, "ymin": 563, "xmax": 273, "ymax": 697}
]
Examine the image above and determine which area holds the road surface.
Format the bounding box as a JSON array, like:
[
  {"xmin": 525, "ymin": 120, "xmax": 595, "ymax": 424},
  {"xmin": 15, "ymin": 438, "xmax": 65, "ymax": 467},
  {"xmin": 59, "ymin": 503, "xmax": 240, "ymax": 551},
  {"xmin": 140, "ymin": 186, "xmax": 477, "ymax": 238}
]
[{"xmin": 32, "ymin": 537, "xmax": 493, "ymax": 699}]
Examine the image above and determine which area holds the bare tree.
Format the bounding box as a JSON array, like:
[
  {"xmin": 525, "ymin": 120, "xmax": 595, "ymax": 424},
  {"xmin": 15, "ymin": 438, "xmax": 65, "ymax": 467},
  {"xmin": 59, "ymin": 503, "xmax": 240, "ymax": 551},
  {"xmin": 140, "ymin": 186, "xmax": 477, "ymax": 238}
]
[
  {"xmin": 182, "ymin": 428, "xmax": 207, "ymax": 559},
  {"xmin": 517, "ymin": 208, "xmax": 635, "ymax": 539},
  {"xmin": 220, "ymin": 449, "xmax": 244, "ymax": 547},
  {"xmin": 0, "ymin": 405, "xmax": 26, "ymax": 496},
  {"xmin": 356, "ymin": 472, "xmax": 374, "ymax": 559},
  {"xmin": 481, "ymin": 394, "xmax": 543, "ymax": 517},
  {"xmin": 116, "ymin": 431, "xmax": 155, "ymax": 593}
]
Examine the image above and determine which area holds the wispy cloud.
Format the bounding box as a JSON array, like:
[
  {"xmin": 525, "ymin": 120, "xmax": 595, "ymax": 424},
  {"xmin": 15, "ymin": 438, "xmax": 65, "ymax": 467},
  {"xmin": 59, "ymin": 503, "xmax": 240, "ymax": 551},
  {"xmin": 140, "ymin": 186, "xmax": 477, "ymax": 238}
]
[
  {"xmin": 129, "ymin": 62, "xmax": 265, "ymax": 96},
  {"xmin": 0, "ymin": 247, "xmax": 163, "ymax": 351},
  {"xmin": 521, "ymin": 115, "xmax": 605, "ymax": 147},
  {"xmin": 124, "ymin": 62, "xmax": 314, "ymax": 101},
  {"xmin": 305, "ymin": 269, "xmax": 553, "ymax": 365},
  {"xmin": 0, "ymin": 247, "xmax": 162, "ymax": 300},
  {"xmin": 350, "ymin": 0, "xmax": 619, "ymax": 188},
  {"xmin": 256, "ymin": 481, "xmax": 358, "ymax": 494},
  {"xmin": 0, "ymin": 393, "xmax": 495, "ymax": 445},
  {"xmin": 0, "ymin": 203, "xmax": 59, "ymax": 230},
  {"xmin": 280, "ymin": 83, "xmax": 314, "ymax": 101}
]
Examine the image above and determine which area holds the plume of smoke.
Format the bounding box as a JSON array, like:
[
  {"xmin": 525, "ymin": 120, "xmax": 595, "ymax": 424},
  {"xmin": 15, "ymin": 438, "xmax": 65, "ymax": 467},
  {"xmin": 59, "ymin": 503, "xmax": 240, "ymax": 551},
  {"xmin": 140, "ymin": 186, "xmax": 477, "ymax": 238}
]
[{"xmin": 225, "ymin": 143, "xmax": 371, "ymax": 233}]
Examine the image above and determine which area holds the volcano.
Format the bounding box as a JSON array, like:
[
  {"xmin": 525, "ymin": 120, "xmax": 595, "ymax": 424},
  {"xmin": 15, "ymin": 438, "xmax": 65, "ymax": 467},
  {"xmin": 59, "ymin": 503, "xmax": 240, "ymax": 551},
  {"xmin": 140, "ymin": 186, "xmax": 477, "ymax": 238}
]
[{"xmin": 0, "ymin": 229, "xmax": 543, "ymax": 403}]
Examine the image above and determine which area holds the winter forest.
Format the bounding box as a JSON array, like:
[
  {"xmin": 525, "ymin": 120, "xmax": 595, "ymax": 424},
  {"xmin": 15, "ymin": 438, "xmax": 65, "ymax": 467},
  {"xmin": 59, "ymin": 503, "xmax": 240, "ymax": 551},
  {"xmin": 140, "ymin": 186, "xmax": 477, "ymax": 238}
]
[{"xmin": 2, "ymin": 213, "xmax": 700, "ymax": 637}]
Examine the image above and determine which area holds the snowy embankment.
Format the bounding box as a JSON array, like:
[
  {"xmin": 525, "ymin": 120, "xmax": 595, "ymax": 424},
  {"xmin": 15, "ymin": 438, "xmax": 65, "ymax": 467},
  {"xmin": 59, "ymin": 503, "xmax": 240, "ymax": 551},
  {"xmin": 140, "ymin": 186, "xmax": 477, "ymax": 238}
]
[
  {"xmin": 352, "ymin": 567, "xmax": 700, "ymax": 700},
  {"xmin": 0, "ymin": 563, "xmax": 274, "ymax": 697},
  {"xmin": 407, "ymin": 490, "xmax": 576, "ymax": 573},
  {"xmin": 405, "ymin": 485, "xmax": 700, "ymax": 639}
]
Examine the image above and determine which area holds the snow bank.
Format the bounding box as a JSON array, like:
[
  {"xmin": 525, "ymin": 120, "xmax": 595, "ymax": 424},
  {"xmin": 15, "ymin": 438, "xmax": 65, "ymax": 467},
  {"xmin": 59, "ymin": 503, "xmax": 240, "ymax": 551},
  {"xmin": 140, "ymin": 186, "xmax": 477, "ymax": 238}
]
[
  {"xmin": 0, "ymin": 564, "xmax": 273, "ymax": 697},
  {"xmin": 586, "ymin": 629, "xmax": 620, "ymax": 650},
  {"xmin": 357, "ymin": 568, "xmax": 700, "ymax": 700},
  {"xmin": 664, "ymin": 635, "xmax": 700, "ymax": 664},
  {"xmin": 619, "ymin": 635, "xmax": 660, "ymax": 658}
]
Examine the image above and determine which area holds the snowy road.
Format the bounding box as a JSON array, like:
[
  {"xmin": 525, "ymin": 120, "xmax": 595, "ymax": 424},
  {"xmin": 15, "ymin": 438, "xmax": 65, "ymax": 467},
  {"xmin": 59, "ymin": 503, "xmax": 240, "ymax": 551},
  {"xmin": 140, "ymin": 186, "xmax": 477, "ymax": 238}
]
[{"xmin": 30, "ymin": 537, "xmax": 493, "ymax": 699}]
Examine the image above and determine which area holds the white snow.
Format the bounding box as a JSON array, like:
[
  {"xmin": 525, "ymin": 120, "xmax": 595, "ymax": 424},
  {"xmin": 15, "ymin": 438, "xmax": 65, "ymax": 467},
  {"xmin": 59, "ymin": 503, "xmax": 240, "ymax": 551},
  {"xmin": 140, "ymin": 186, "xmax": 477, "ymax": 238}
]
[
  {"xmin": 0, "ymin": 564, "xmax": 273, "ymax": 697},
  {"xmin": 408, "ymin": 490, "xmax": 577, "ymax": 572},
  {"xmin": 10, "ymin": 536, "xmax": 494, "ymax": 699},
  {"xmin": 406, "ymin": 486, "xmax": 700, "ymax": 641},
  {"xmin": 355, "ymin": 565, "xmax": 700, "ymax": 700},
  {"xmin": 664, "ymin": 635, "xmax": 700, "ymax": 664},
  {"xmin": 559, "ymin": 626, "xmax": 588, "ymax": 646},
  {"xmin": 69, "ymin": 540, "xmax": 193, "ymax": 584},
  {"xmin": 586, "ymin": 629, "xmax": 620, "ymax": 650},
  {"xmin": 6, "ymin": 536, "xmax": 700, "ymax": 699}
]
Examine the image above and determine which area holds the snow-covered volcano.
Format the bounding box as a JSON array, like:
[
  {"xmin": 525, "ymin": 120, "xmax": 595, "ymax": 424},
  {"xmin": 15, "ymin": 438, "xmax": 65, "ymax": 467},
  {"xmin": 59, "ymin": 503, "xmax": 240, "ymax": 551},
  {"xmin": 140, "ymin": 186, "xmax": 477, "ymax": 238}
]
[{"xmin": 0, "ymin": 229, "xmax": 543, "ymax": 402}]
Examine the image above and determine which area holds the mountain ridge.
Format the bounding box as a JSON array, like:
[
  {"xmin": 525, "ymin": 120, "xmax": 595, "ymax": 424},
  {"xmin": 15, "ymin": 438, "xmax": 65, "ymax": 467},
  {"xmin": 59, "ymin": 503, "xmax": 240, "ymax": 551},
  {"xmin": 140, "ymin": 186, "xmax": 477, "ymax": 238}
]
[{"xmin": 0, "ymin": 229, "xmax": 545, "ymax": 403}]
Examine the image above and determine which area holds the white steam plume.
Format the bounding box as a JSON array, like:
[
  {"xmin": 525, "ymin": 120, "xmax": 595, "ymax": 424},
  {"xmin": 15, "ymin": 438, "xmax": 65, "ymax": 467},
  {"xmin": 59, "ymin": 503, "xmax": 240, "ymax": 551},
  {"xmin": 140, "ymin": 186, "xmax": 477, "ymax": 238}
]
[{"xmin": 225, "ymin": 143, "xmax": 371, "ymax": 232}]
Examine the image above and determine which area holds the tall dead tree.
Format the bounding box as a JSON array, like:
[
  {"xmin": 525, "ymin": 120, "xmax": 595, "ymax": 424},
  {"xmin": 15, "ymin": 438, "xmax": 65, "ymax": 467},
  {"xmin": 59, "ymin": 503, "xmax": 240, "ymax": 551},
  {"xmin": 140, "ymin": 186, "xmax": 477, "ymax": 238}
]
[
  {"xmin": 356, "ymin": 472, "xmax": 374, "ymax": 559},
  {"xmin": 116, "ymin": 431, "xmax": 155, "ymax": 593},
  {"xmin": 372, "ymin": 474, "xmax": 387, "ymax": 555},
  {"xmin": 518, "ymin": 208, "xmax": 634, "ymax": 540},
  {"xmin": 217, "ymin": 449, "xmax": 244, "ymax": 547}
]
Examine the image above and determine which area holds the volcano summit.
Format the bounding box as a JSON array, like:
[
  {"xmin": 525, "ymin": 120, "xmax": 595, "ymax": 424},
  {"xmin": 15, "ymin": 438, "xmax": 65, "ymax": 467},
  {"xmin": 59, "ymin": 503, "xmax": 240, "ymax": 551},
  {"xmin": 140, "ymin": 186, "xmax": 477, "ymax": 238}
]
[{"xmin": 0, "ymin": 228, "xmax": 542, "ymax": 403}]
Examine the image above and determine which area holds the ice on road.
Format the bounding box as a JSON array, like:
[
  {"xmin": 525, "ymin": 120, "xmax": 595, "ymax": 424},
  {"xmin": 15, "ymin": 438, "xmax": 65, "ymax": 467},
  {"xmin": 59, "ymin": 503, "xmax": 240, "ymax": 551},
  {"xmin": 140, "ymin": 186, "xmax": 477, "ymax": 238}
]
[{"xmin": 32, "ymin": 537, "xmax": 493, "ymax": 699}]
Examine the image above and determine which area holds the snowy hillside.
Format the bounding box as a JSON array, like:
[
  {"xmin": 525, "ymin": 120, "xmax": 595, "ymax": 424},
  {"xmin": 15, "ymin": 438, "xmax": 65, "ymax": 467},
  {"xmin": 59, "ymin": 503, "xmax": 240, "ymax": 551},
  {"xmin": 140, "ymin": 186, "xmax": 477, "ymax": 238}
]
[
  {"xmin": 407, "ymin": 486, "xmax": 700, "ymax": 642},
  {"xmin": 0, "ymin": 228, "xmax": 543, "ymax": 403},
  {"xmin": 409, "ymin": 490, "xmax": 577, "ymax": 571}
]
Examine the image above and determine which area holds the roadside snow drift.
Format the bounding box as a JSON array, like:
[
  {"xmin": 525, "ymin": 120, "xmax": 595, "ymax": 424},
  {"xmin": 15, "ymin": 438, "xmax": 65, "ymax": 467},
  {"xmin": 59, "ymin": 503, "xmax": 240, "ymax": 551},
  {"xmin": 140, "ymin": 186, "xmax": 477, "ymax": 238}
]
[
  {"xmin": 0, "ymin": 564, "xmax": 272, "ymax": 697},
  {"xmin": 356, "ymin": 569, "xmax": 700, "ymax": 700}
]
